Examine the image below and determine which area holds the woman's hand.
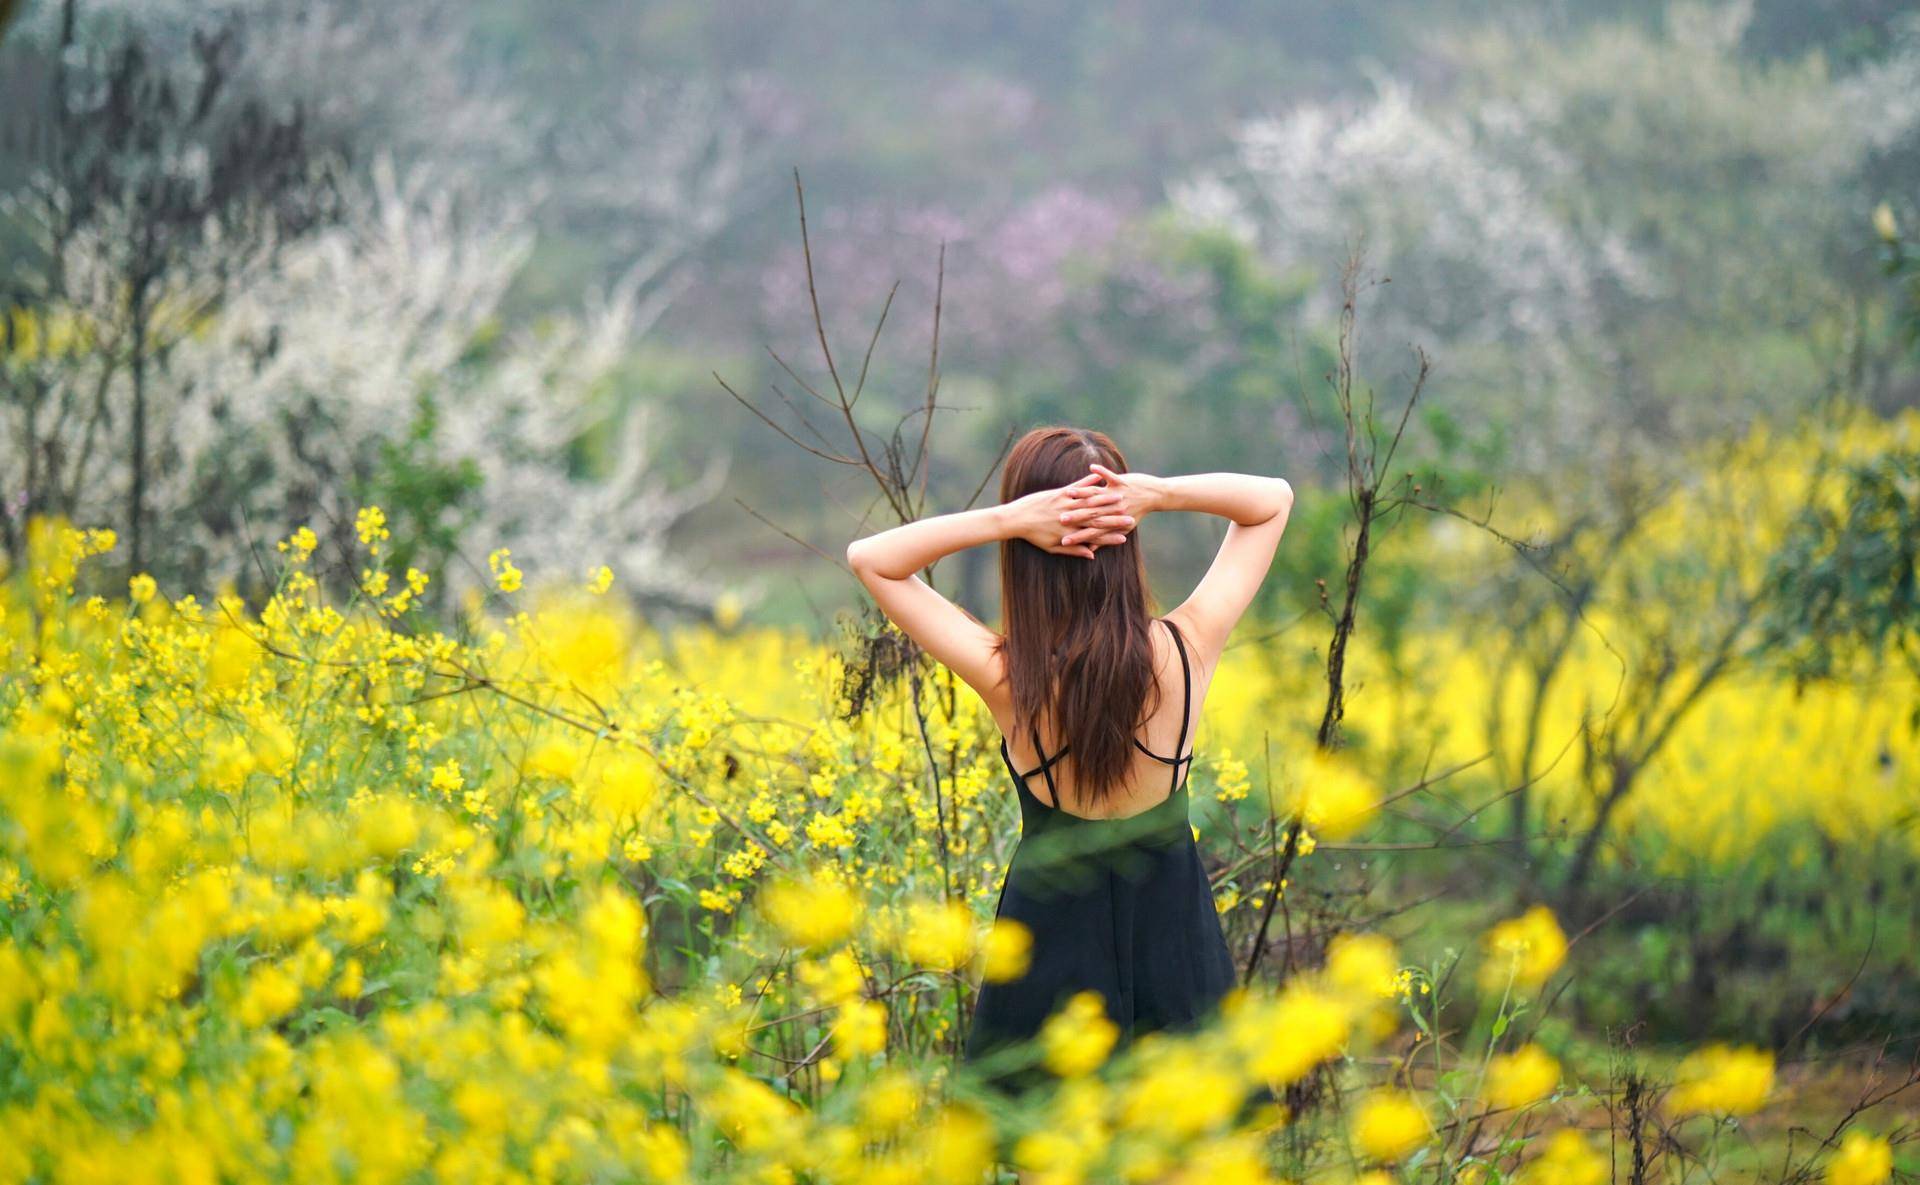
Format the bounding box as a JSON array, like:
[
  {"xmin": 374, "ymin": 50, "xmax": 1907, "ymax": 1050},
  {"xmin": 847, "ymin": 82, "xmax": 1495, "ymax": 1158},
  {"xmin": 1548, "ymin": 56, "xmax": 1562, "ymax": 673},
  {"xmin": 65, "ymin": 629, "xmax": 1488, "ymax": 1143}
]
[
  {"xmin": 1006, "ymin": 473, "xmax": 1137, "ymax": 559},
  {"xmin": 1082, "ymin": 464, "xmax": 1165, "ymax": 533}
]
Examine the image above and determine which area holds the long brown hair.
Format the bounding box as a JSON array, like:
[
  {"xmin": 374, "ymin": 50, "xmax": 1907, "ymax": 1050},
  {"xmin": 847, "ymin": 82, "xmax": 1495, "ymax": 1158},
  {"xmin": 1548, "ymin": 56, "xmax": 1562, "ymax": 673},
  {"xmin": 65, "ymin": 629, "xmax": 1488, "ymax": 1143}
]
[{"xmin": 997, "ymin": 426, "xmax": 1161, "ymax": 806}]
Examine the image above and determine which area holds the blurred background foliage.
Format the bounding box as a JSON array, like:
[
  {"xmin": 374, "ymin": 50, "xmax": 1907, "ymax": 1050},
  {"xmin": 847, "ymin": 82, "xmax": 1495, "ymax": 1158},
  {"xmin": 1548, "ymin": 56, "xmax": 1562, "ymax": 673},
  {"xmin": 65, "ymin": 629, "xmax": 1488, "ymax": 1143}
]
[{"xmin": 6, "ymin": 0, "xmax": 1916, "ymax": 623}]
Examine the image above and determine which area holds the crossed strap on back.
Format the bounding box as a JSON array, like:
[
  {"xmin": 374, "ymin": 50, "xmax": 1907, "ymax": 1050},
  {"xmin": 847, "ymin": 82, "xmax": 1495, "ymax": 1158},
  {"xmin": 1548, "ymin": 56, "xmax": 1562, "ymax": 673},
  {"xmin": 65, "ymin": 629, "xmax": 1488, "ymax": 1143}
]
[{"xmin": 1006, "ymin": 618, "xmax": 1195, "ymax": 810}]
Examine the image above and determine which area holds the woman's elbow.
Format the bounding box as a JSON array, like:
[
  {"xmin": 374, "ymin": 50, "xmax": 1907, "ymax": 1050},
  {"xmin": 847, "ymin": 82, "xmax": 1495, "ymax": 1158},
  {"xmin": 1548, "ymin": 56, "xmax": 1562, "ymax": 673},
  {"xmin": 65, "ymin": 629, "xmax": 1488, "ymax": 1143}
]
[
  {"xmin": 1252, "ymin": 477, "xmax": 1294, "ymax": 526},
  {"xmin": 845, "ymin": 538, "xmax": 878, "ymax": 576}
]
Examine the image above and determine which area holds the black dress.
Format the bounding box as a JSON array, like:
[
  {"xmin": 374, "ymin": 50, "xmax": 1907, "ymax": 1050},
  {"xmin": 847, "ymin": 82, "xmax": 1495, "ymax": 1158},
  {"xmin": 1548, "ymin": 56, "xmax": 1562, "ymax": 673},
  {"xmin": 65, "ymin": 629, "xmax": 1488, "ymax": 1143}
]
[{"xmin": 964, "ymin": 617, "xmax": 1238, "ymax": 1092}]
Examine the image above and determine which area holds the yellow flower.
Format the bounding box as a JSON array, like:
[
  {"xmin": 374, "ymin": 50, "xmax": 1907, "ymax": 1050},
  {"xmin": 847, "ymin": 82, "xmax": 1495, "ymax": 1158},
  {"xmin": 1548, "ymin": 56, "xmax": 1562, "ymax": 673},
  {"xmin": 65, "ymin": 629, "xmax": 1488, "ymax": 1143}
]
[
  {"xmin": 1201, "ymin": 1135, "xmax": 1291, "ymax": 1184},
  {"xmin": 524, "ymin": 737, "xmax": 581, "ymax": 781},
  {"xmin": 587, "ymin": 565, "xmax": 615, "ymax": 595},
  {"xmin": 1827, "ymin": 1131, "xmax": 1893, "ymax": 1185},
  {"xmin": 1480, "ymin": 905, "xmax": 1568, "ymax": 992},
  {"xmin": 902, "ymin": 899, "xmax": 977, "ymax": 971},
  {"xmin": 762, "ymin": 877, "xmax": 859, "ymax": 951},
  {"xmin": 591, "ymin": 754, "xmax": 655, "ymax": 821},
  {"xmin": 1040, "ymin": 991, "xmax": 1118, "ymax": 1077},
  {"xmin": 858, "ymin": 1066, "xmax": 919, "ymax": 1133},
  {"xmin": 429, "ymin": 759, "xmax": 465, "ymax": 798},
  {"xmin": 128, "ymin": 573, "xmax": 157, "ymax": 604},
  {"xmin": 703, "ymin": 1069, "xmax": 802, "ymax": 1154},
  {"xmin": 237, "ymin": 962, "xmax": 303, "ymax": 1027},
  {"xmin": 1668, "ymin": 1044, "xmax": 1774, "ymax": 1117},
  {"xmin": 721, "ymin": 843, "xmax": 767, "ymax": 880},
  {"xmin": 627, "ymin": 1125, "xmax": 688, "ymax": 1184},
  {"xmin": 1326, "ymin": 931, "xmax": 1399, "ymax": 998},
  {"xmin": 1516, "ymin": 1129, "xmax": 1607, "ymax": 1185},
  {"xmin": 981, "ymin": 918, "xmax": 1032, "ymax": 983},
  {"xmin": 1212, "ymin": 752, "xmax": 1251, "ymax": 802},
  {"xmin": 1014, "ymin": 1128, "xmax": 1092, "ymax": 1181},
  {"xmin": 286, "ymin": 525, "xmax": 319, "ymax": 561},
  {"xmin": 1352, "ymin": 1089, "xmax": 1431, "ymax": 1162},
  {"xmin": 795, "ymin": 951, "xmax": 865, "ymax": 1005},
  {"xmin": 1281, "ymin": 748, "xmax": 1378, "ymax": 838},
  {"xmin": 1230, "ymin": 983, "xmax": 1352, "ymax": 1085},
  {"xmin": 355, "ymin": 506, "xmax": 389, "ymax": 552},
  {"xmin": 1485, "ymin": 1044, "xmax": 1561, "ymax": 1110},
  {"xmin": 336, "ymin": 957, "xmax": 365, "ymax": 998},
  {"xmin": 488, "ymin": 547, "xmax": 523, "ymax": 593},
  {"xmin": 250, "ymin": 715, "xmax": 299, "ymax": 777},
  {"xmin": 832, "ymin": 998, "xmax": 886, "ymax": 1058},
  {"xmin": 922, "ymin": 1106, "xmax": 994, "ymax": 1185},
  {"xmin": 805, "ymin": 810, "xmax": 855, "ymax": 850},
  {"xmin": 1120, "ymin": 1045, "xmax": 1240, "ymax": 1138},
  {"xmin": 203, "ymin": 735, "xmax": 256, "ymax": 790}
]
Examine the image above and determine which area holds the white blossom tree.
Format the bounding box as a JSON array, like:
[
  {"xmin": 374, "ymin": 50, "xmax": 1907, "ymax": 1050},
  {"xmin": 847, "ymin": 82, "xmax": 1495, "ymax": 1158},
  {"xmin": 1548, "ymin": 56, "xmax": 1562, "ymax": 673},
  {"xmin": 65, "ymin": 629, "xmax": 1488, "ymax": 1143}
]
[
  {"xmin": 1173, "ymin": 81, "xmax": 1648, "ymax": 384},
  {"xmin": 162, "ymin": 158, "xmax": 727, "ymax": 604},
  {"xmin": 4, "ymin": 0, "xmax": 757, "ymax": 608},
  {"xmin": 0, "ymin": 12, "xmax": 325, "ymax": 568},
  {"xmin": 1171, "ymin": 2, "xmax": 1920, "ymax": 469}
]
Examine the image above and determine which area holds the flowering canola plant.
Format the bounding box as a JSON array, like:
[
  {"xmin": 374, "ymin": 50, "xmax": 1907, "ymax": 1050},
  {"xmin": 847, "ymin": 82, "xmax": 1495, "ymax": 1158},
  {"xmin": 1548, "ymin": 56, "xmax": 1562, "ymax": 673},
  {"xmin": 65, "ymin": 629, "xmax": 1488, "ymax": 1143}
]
[
  {"xmin": 0, "ymin": 516, "xmax": 1418, "ymax": 1184},
  {"xmin": 0, "ymin": 490, "xmax": 1901, "ymax": 1182}
]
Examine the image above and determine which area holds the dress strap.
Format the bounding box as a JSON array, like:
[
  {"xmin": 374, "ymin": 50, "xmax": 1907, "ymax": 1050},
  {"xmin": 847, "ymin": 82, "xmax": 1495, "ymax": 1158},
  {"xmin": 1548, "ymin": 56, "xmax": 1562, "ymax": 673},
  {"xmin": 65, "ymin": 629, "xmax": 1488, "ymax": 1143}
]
[
  {"xmin": 1162, "ymin": 618, "xmax": 1194, "ymax": 795},
  {"xmin": 1030, "ymin": 722, "xmax": 1064, "ymax": 809},
  {"xmin": 1000, "ymin": 733, "xmax": 1067, "ymax": 810},
  {"xmin": 1002, "ymin": 736, "xmax": 1069, "ymax": 778},
  {"xmin": 1132, "ymin": 736, "xmax": 1193, "ymax": 765}
]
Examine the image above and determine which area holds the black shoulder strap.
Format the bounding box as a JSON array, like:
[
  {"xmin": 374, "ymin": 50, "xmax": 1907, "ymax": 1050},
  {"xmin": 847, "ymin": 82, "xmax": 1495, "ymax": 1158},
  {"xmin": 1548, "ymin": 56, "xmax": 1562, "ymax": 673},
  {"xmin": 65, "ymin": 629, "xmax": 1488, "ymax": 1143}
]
[
  {"xmin": 1164, "ymin": 618, "xmax": 1194, "ymax": 793},
  {"xmin": 1029, "ymin": 722, "xmax": 1063, "ymax": 808}
]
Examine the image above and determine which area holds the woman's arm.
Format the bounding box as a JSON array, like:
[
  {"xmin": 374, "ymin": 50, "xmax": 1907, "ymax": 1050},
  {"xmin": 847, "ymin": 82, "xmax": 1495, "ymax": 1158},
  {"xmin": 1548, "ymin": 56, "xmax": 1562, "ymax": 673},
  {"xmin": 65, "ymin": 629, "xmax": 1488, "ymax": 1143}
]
[
  {"xmin": 1113, "ymin": 470, "xmax": 1293, "ymax": 527},
  {"xmin": 846, "ymin": 475, "xmax": 1135, "ymax": 699},
  {"xmin": 1089, "ymin": 464, "xmax": 1294, "ymax": 659}
]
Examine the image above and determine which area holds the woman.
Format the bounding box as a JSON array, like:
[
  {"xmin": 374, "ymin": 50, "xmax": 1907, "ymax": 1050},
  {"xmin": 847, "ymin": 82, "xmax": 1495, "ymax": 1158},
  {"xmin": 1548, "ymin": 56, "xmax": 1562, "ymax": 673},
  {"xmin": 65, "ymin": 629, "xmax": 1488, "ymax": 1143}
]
[{"xmin": 845, "ymin": 425, "xmax": 1294, "ymax": 1092}]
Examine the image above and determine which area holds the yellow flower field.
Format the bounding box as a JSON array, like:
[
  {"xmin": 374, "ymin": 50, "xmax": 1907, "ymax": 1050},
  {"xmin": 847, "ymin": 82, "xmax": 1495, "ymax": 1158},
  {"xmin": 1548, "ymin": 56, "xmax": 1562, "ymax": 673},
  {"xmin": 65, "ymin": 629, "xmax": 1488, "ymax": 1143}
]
[{"xmin": 1, "ymin": 401, "xmax": 1915, "ymax": 1185}]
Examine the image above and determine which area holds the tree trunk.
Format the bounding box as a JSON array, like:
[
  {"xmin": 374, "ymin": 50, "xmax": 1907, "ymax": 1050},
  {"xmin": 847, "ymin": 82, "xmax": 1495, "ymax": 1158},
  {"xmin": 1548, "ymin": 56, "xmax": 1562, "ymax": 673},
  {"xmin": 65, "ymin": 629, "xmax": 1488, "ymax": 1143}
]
[
  {"xmin": 1562, "ymin": 755, "xmax": 1637, "ymax": 912},
  {"xmin": 1317, "ymin": 488, "xmax": 1373, "ymax": 749}
]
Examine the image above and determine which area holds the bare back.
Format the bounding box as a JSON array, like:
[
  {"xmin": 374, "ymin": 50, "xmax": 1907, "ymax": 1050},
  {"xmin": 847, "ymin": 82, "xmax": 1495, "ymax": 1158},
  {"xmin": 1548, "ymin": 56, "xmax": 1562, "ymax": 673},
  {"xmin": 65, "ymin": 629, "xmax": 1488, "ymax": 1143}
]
[{"xmin": 991, "ymin": 613, "xmax": 1214, "ymax": 820}]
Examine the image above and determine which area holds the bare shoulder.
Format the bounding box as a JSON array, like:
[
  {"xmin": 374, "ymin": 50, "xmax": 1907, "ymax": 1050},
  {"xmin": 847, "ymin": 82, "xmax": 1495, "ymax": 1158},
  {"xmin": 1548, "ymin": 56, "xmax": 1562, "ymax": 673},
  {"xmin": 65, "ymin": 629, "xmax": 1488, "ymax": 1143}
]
[
  {"xmin": 1160, "ymin": 605, "xmax": 1219, "ymax": 673},
  {"xmin": 972, "ymin": 639, "xmax": 1015, "ymax": 719}
]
